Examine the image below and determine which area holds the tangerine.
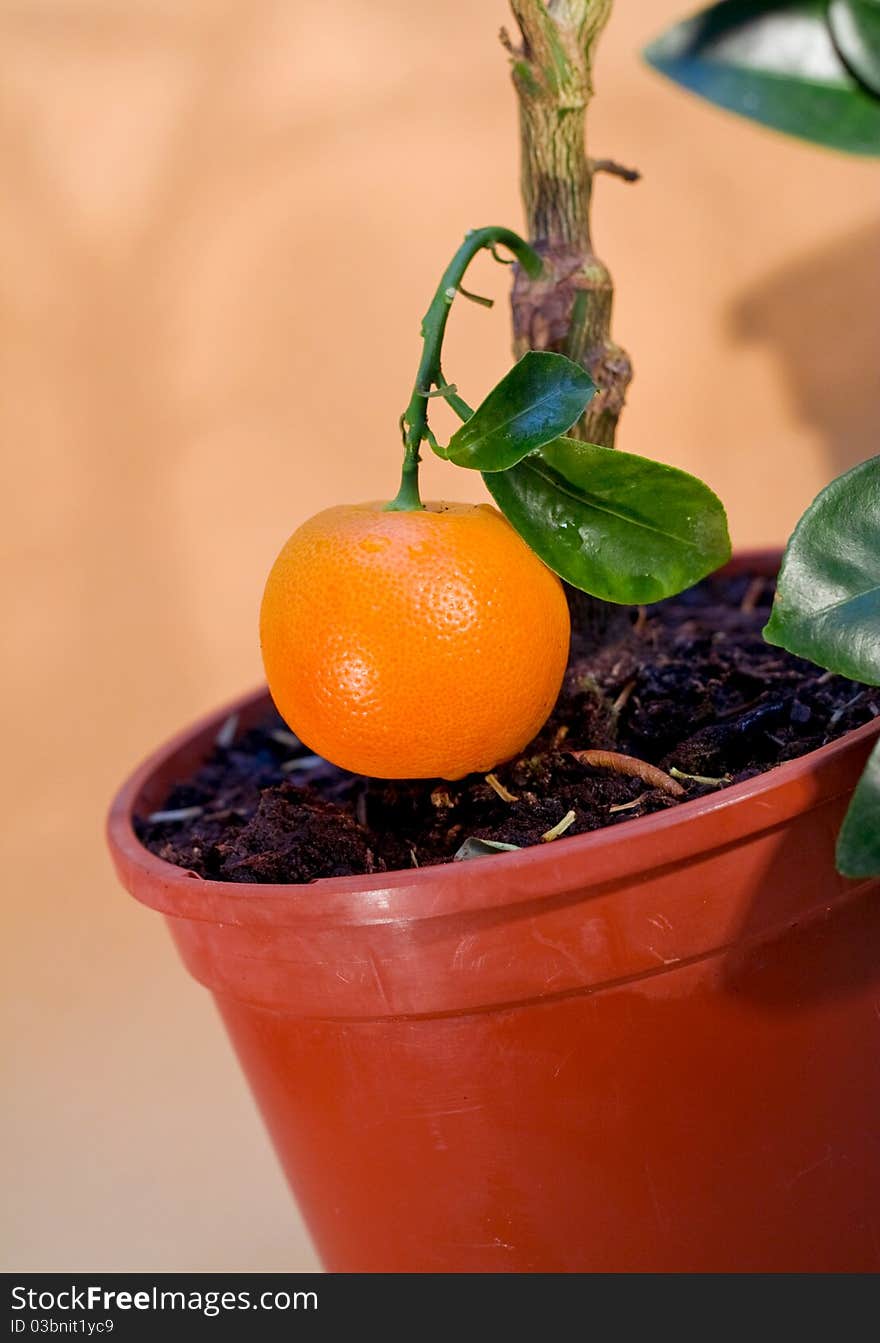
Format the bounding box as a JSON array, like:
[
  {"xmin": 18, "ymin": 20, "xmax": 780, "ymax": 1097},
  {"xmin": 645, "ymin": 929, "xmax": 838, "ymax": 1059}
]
[{"xmin": 260, "ymin": 501, "xmax": 570, "ymax": 780}]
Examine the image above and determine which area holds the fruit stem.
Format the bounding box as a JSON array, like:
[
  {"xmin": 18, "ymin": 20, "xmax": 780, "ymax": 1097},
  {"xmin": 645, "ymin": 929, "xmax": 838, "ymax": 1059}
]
[{"xmin": 386, "ymin": 226, "xmax": 542, "ymax": 511}]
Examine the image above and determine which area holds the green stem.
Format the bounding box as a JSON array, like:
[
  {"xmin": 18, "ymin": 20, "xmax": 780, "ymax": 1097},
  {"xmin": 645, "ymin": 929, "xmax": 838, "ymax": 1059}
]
[{"xmin": 386, "ymin": 226, "xmax": 542, "ymax": 511}]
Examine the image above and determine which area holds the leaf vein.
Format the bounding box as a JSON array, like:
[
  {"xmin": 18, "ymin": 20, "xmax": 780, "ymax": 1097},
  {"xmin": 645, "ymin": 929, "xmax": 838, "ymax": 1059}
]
[
  {"xmin": 524, "ymin": 459, "xmax": 702, "ymax": 551},
  {"xmin": 452, "ymin": 382, "xmax": 586, "ymax": 458}
]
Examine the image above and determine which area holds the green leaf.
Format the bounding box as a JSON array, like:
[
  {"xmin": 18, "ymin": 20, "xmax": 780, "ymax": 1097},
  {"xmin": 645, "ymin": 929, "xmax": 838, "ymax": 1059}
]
[
  {"xmin": 644, "ymin": 0, "xmax": 880, "ymax": 157},
  {"xmin": 836, "ymin": 738, "xmax": 880, "ymax": 876},
  {"xmin": 453, "ymin": 837, "xmax": 521, "ymax": 861},
  {"xmin": 763, "ymin": 456, "xmax": 880, "ymax": 684},
  {"xmin": 445, "ymin": 352, "xmax": 595, "ymax": 472},
  {"xmin": 483, "ymin": 438, "xmax": 731, "ymax": 604},
  {"xmin": 829, "ymin": 0, "xmax": 880, "ymax": 97}
]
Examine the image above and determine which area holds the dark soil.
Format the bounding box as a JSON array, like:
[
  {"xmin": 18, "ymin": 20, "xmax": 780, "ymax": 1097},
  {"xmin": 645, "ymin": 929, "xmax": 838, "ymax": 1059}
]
[{"xmin": 136, "ymin": 573, "xmax": 877, "ymax": 884}]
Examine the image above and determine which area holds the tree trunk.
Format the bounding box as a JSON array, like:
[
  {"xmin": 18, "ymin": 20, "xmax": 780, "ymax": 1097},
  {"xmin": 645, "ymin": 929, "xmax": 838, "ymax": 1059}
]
[
  {"xmin": 503, "ymin": 0, "xmax": 634, "ymax": 449},
  {"xmin": 503, "ymin": 0, "xmax": 636, "ymax": 644}
]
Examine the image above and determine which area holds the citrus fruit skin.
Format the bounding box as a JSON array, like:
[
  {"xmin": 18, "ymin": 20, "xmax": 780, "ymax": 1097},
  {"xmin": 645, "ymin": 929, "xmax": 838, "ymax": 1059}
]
[{"xmin": 259, "ymin": 501, "xmax": 571, "ymax": 780}]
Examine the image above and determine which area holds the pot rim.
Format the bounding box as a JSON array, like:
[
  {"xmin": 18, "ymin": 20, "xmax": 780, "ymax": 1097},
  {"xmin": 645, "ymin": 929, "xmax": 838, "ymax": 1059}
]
[{"xmin": 107, "ymin": 550, "xmax": 880, "ymax": 929}]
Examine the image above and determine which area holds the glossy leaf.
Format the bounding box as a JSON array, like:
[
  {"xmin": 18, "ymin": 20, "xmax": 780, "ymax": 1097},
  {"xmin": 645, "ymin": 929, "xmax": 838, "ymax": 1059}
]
[
  {"xmin": 483, "ymin": 438, "xmax": 731, "ymax": 603},
  {"xmin": 829, "ymin": 0, "xmax": 880, "ymax": 96},
  {"xmin": 836, "ymin": 738, "xmax": 880, "ymax": 876},
  {"xmin": 644, "ymin": 0, "xmax": 880, "ymax": 157},
  {"xmin": 445, "ymin": 352, "xmax": 595, "ymax": 472},
  {"xmin": 763, "ymin": 456, "xmax": 880, "ymax": 683},
  {"xmin": 454, "ymin": 837, "xmax": 521, "ymax": 861}
]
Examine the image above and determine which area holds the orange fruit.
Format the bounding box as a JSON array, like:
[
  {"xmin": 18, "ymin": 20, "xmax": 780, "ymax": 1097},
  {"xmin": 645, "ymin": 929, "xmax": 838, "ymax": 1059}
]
[{"xmin": 259, "ymin": 501, "xmax": 570, "ymax": 779}]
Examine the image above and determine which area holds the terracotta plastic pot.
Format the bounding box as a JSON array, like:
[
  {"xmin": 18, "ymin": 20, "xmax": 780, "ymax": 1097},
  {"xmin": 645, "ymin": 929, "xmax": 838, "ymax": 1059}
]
[{"xmin": 107, "ymin": 552, "xmax": 880, "ymax": 1272}]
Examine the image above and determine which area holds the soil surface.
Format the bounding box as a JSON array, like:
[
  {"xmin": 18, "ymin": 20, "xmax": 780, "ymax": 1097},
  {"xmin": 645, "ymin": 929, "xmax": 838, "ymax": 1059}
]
[{"xmin": 137, "ymin": 573, "xmax": 877, "ymax": 884}]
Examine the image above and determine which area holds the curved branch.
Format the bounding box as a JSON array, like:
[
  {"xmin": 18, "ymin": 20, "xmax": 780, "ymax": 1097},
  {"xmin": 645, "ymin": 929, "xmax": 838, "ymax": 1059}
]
[{"xmin": 387, "ymin": 227, "xmax": 542, "ymax": 511}]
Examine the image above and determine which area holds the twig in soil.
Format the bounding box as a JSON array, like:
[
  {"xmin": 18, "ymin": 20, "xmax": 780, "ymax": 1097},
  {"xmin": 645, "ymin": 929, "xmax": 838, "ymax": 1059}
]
[
  {"xmin": 568, "ymin": 749, "xmax": 685, "ymax": 797},
  {"xmin": 828, "ymin": 690, "xmax": 865, "ymax": 731},
  {"xmin": 485, "ymin": 773, "xmax": 519, "ymax": 803},
  {"xmin": 147, "ymin": 806, "xmax": 204, "ymax": 824},
  {"xmin": 609, "ymin": 798, "xmax": 642, "ymax": 814},
  {"xmin": 633, "ymin": 606, "xmax": 648, "ymax": 636},
  {"xmin": 739, "ymin": 576, "xmax": 765, "ymax": 613},
  {"xmin": 541, "ymin": 810, "xmax": 577, "ymax": 842},
  {"xmin": 279, "ymin": 754, "xmax": 326, "ymax": 774},
  {"xmin": 552, "ymin": 724, "xmax": 569, "ymax": 748},
  {"xmin": 670, "ymin": 766, "xmax": 733, "ymax": 788},
  {"xmin": 270, "ymin": 728, "xmax": 300, "ymax": 748},
  {"xmin": 611, "ymin": 678, "xmax": 637, "ymax": 716},
  {"xmin": 215, "ymin": 714, "xmax": 239, "ymax": 748}
]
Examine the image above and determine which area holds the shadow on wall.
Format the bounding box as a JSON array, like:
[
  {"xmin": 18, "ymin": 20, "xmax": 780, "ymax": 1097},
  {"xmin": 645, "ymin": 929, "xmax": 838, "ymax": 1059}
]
[{"xmin": 729, "ymin": 219, "xmax": 880, "ymax": 482}]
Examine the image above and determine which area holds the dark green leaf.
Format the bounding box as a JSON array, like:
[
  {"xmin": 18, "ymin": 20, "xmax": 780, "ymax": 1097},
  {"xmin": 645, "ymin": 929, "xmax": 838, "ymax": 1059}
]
[
  {"xmin": 445, "ymin": 352, "xmax": 595, "ymax": 472},
  {"xmin": 483, "ymin": 438, "xmax": 731, "ymax": 603},
  {"xmin": 836, "ymin": 738, "xmax": 880, "ymax": 876},
  {"xmin": 453, "ymin": 837, "xmax": 521, "ymax": 861},
  {"xmin": 829, "ymin": 0, "xmax": 880, "ymax": 96},
  {"xmin": 763, "ymin": 456, "xmax": 880, "ymax": 683},
  {"xmin": 644, "ymin": 0, "xmax": 880, "ymax": 157}
]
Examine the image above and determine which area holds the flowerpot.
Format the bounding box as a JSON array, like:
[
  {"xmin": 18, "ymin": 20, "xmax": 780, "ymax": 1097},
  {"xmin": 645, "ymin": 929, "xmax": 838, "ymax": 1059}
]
[{"xmin": 107, "ymin": 552, "xmax": 880, "ymax": 1272}]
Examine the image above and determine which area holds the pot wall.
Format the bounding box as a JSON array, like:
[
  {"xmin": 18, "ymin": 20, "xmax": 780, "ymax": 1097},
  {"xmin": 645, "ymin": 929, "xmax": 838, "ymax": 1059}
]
[
  {"xmin": 211, "ymin": 901, "xmax": 880, "ymax": 1271},
  {"xmin": 108, "ymin": 555, "xmax": 880, "ymax": 1271},
  {"xmin": 155, "ymin": 763, "xmax": 880, "ymax": 1271}
]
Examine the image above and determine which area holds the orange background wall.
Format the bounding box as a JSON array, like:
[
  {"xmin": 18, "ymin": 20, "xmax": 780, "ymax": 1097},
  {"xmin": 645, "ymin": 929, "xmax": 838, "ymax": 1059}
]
[{"xmin": 3, "ymin": 0, "xmax": 879, "ymax": 1271}]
